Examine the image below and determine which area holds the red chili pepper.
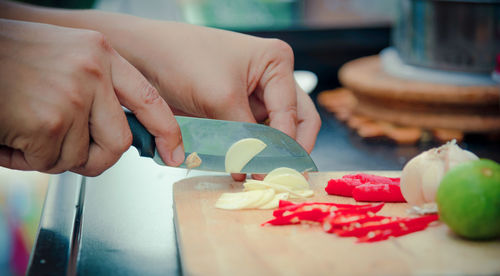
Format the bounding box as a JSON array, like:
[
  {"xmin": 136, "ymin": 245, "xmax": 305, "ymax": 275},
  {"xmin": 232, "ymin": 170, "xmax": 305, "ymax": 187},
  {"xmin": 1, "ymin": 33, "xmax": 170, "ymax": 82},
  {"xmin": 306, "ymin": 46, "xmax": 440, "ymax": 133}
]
[
  {"xmin": 352, "ymin": 184, "xmax": 406, "ymax": 203},
  {"xmin": 326, "ymin": 174, "xmax": 403, "ymax": 203},
  {"xmin": 325, "ymin": 178, "xmax": 362, "ymax": 197},
  {"xmin": 334, "ymin": 214, "xmax": 439, "ymax": 242},
  {"xmin": 273, "ymin": 200, "xmax": 373, "ymax": 218},
  {"xmin": 262, "ymin": 208, "xmax": 330, "ymax": 226},
  {"xmin": 323, "ymin": 213, "xmax": 387, "ymax": 233},
  {"xmin": 278, "ymin": 200, "xmax": 295, "ymax": 208},
  {"xmin": 343, "ymin": 173, "xmax": 400, "ymax": 186},
  {"xmin": 263, "ymin": 199, "xmax": 438, "ymax": 243},
  {"xmin": 334, "ymin": 202, "xmax": 384, "ymax": 215}
]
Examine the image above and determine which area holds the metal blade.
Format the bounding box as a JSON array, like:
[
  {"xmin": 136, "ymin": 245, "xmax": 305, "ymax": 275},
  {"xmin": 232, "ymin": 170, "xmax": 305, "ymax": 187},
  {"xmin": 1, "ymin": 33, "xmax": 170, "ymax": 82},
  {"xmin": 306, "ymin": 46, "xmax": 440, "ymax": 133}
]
[{"xmin": 152, "ymin": 116, "xmax": 317, "ymax": 174}]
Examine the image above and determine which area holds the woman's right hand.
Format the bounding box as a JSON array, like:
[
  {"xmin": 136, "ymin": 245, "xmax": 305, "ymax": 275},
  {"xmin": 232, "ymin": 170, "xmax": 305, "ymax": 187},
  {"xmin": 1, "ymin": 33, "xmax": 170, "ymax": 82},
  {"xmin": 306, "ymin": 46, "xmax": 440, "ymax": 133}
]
[{"xmin": 0, "ymin": 19, "xmax": 185, "ymax": 176}]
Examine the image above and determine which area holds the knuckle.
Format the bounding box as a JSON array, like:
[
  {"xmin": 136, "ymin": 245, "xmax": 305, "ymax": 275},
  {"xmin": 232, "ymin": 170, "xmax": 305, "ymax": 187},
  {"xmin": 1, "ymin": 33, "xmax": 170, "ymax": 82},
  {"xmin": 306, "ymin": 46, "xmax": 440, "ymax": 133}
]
[
  {"xmin": 74, "ymin": 148, "xmax": 90, "ymax": 169},
  {"xmin": 86, "ymin": 30, "xmax": 112, "ymax": 52},
  {"xmin": 267, "ymin": 39, "xmax": 294, "ymax": 63},
  {"xmin": 140, "ymin": 81, "xmax": 162, "ymax": 105},
  {"xmin": 118, "ymin": 128, "xmax": 133, "ymax": 153},
  {"xmin": 64, "ymin": 83, "xmax": 87, "ymax": 111},
  {"xmin": 109, "ymin": 128, "xmax": 133, "ymax": 156},
  {"xmin": 41, "ymin": 111, "xmax": 66, "ymax": 138},
  {"xmin": 155, "ymin": 120, "xmax": 182, "ymax": 143},
  {"xmin": 74, "ymin": 53, "xmax": 105, "ymax": 81},
  {"xmin": 32, "ymin": 152, "xmax": 59, "ymax": 172}
]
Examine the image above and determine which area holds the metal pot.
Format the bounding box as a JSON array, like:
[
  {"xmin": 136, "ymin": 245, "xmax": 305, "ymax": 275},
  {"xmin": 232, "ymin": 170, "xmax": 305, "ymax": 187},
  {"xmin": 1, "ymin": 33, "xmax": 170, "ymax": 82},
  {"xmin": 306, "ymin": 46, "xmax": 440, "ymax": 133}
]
[{"xmin": 393, "ymin": 0, "xmax": 500, "ymax": 73}]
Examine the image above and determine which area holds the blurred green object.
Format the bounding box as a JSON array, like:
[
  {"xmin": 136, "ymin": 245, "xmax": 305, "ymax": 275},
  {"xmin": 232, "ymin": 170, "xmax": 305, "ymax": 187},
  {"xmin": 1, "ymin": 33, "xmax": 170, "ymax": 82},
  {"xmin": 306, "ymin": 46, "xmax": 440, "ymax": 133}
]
[
  {"xmin": 180, "ymin": 0, "xmax": 301, "ymax": 31},
  {"xmin": 16, "ymin": 0, "xmax": 95, "ymax": 9}
]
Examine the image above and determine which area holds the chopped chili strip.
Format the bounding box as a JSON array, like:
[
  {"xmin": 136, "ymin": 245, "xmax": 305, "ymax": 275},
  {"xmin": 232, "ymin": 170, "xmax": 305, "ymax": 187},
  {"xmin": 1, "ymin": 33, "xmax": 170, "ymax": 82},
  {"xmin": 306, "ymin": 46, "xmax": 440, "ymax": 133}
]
[
  {"xmin": 273, "ymin": 201, "xmax": 372, "ymax": 218},
  {"xmin": 343, "ymin": 173, "xmax": 400, "ymax": 186},
  {"xmin": 334, "ymin": 214, "xmax": 439, "ymax": 242},
  {"xmin": 262, "ymin": 199, "xmax": 438, "ymax": 243},
  {"xmin": 278, "ymin": 200, "xmax": 295, "ymax": 208},
  {"xmin": 262, "ymin": 209, "xmax": 330, "ymax": 226},
  {"xmin": 326, "ymin": 173, "xmax": 404, "ymax": 203},
  {"xmin": 352, "ymin": 184, "xmax": 406, "ymax": 203},
  {"xmin": 327, "ymin": 213, "xmax": 387, "ymax": 228},
  {"xmin": 333, "ymin": 202, "xmax": 385, "ymax": 215},
  {"xmin": 325, "ymin": 178, "xmax": 362, "ymax": 197}
]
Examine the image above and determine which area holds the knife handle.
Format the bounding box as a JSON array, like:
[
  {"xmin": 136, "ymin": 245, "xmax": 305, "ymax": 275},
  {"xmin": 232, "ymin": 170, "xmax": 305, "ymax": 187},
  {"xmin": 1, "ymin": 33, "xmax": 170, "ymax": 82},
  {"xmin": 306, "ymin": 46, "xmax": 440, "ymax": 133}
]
[{"xmin": 125, "ymin": 112, "xmax": 155, "ymax": 158}]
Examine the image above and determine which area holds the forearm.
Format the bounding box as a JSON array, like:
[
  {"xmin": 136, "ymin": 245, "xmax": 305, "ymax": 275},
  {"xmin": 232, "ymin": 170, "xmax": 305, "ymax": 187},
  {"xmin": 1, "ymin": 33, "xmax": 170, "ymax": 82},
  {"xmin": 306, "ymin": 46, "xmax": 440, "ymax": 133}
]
[{"xmin": 0, "ymin": 1, "xmax": 151, "ymax": 67}]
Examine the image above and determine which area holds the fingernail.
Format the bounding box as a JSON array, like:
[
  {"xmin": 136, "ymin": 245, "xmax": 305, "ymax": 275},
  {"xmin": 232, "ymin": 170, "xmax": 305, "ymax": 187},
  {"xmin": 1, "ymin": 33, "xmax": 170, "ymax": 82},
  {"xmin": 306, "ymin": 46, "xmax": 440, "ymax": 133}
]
[{"xmin": 171, "ymin": 144, "xmax": 185, "ymax": 165}]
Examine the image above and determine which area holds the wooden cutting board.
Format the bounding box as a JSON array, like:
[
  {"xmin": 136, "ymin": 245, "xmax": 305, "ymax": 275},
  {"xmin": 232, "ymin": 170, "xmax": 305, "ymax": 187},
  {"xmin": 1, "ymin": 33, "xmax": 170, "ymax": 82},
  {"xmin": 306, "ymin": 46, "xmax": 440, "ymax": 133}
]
[{"xmin": 173, "ymin": 171, "xmax": 500, "ymax": 276}]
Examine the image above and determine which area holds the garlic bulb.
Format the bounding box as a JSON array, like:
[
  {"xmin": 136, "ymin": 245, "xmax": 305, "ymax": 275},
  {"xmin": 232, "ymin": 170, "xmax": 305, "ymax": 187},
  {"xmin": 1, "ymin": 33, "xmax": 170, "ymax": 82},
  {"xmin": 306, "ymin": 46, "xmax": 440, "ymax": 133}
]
[{"xmin": 400, "ymin": 140, "xmax": 478, "ymax": 206}]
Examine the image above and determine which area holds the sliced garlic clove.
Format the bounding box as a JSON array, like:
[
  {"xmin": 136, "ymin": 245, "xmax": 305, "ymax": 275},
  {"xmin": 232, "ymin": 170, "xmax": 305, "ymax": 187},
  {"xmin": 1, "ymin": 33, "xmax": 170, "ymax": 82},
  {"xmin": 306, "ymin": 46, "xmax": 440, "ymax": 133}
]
[
  {"xmin": 185, "ymin": 152, "xmax": 202, "ymax": 169},
  {"xmin": 246, "ymin": 189, "xmax": 275, "ymax": 209},
  {"xmin": 243, "ymin": 179, "xmax": 271, "ymax": 191},
  {"xmin": 289, "ymin": 190, "xmax": 314, "ymax": 199},
  {"xmin": 215, "ymin": 190, "xmax": 265, "ymax": 210},
  {"xmin": 265, "ymin": 167, "xmax": 304, "ymax": 180},
  {"xmin": 225, "ymin": 138, "xmax": 267, "ymax": 173},
  {"xmin": 264, "ymin": 173, "xmax": 309, "ymax": 190},
  {"xmin": 258, "ymin": 193, "xmax": 290, "ymax": 210},
  {"xmin": 266, "ymin": 182, "xmax": 313, "ymax": 199}
]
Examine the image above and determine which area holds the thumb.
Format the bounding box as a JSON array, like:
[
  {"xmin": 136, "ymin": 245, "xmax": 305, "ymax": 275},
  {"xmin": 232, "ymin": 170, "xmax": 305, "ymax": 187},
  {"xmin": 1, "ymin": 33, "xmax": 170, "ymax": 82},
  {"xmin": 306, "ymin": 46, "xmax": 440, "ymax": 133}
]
[{"xmin": 110, "ymin": 51, "xmax": 185, "ymax": 166}]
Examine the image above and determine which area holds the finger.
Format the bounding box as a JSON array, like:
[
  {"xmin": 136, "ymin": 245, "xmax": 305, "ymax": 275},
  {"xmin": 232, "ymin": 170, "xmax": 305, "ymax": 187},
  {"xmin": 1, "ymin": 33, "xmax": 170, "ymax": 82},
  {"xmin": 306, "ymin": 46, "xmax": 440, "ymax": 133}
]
[
  {"xmin": 72, "ymin": 79, "xmax": 131, "ymax": 176},
  {"xmin": 18, "ymin": 118, "xmax": 68, "ymax": 171},
  {"xmin": 259, "ymin": 64, "xmax": 298, "ymax": 140},
  {"xmin": 45, "ymin": 117, "xmax": 90, "ymax": 174},
  {"xmin": 213, "ymin": 92, "xmax": 258, "ymax": 124},
  {"xmin": 231, "ymin": 173, "xmax": 246, "ymax": 182},
  {"xmin": 295, "ymin": 84, "xmax": 321, "ymax": 153},
  {"xmin": 0, "ymin": 146, "xmax": 30, "ymax": 170},
  {"xmin": 110, "ymin": 52, "xmax": 185, "ymax": 166},
  {"xmin": 251, "ymin": 174, "xmax": 266, "ymax": 180},
  {"xmin": 248, "ymin": 94, "xmax": 268, "ymax": 123}
]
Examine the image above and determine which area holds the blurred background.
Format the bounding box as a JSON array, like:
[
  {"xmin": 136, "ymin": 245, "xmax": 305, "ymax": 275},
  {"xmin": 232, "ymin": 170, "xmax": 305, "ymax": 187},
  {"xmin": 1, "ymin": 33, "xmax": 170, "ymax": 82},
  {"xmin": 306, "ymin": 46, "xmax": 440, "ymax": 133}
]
[{"xmin": 2, "ymin": 0, "xmax": 499, "ymax": 275}]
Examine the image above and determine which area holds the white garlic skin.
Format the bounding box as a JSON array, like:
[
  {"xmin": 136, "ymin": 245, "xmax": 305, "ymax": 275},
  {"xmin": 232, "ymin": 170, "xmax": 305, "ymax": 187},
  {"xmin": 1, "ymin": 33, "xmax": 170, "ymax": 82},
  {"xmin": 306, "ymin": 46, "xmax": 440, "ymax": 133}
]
[{"xmin": 400, "ymin": 140, "xmax": 479, "ymax": 206}]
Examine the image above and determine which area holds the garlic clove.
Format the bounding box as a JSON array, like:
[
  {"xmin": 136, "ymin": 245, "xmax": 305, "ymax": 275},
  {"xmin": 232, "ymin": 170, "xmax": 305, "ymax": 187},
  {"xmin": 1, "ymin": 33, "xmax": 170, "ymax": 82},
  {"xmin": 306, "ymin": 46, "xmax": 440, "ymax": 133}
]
[
  {"xmin": 224, "ymin": 138, "xmax": 267, "ymax": 173},
  {"xmin": 400, "ymin": 140, "xmax": 479, "ymax": 207}
]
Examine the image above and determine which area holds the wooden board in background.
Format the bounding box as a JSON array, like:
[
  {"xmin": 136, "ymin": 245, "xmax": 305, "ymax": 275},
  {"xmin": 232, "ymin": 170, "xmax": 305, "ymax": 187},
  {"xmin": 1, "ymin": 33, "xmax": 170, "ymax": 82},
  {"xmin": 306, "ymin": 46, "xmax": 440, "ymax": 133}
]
[{"xmin": 173, "ymin": 171, "xmax": 500, "ymax": 276}]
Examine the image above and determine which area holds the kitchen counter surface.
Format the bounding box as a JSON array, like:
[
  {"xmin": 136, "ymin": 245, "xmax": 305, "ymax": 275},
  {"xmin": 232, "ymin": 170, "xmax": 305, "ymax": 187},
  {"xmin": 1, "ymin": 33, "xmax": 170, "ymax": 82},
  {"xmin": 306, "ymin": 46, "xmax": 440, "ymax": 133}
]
[{"xmin": 28, "ymin": 98, "xmax": 500, "ymax": 275}]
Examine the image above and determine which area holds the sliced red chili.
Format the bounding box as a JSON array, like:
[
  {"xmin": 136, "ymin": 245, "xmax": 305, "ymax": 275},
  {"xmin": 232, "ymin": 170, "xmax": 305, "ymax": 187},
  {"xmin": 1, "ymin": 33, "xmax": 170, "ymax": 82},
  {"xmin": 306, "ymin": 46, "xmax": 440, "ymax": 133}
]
[
  {"xmin": 262, "ymin": 208, "xmax": 330, "ymax": 226},
  {"xmin": 326, "ymin": 174, "xmax": 403, "ymax": 203},
  {"xmin": 278, "ymin": 200, "xmax": 295, "ymax": 208},
  {"xmin": 264, "ymin": 199, "xmax": 437, "ymax": 243},
  {"xmin": 357, "ymin": 222, "xmax": 432, "ymax": 243},
  {"xmin": 352, "ymin": 184, "xmax": 406, "ymax": 203},
  {"xmin": 325, "ymin": 178, "xmax": 362, "ymax": 197},
  {"xmin": 273, "ymin": 201, "xmax": 372, "ymax": 218},
  {"xmin": 323, "ymin": 213, "xmax": 387, "ymax": 233},
  {"xmin": 334, "ymin": 214, "xmax": 439, "ymax": 242},
  {"xmin": 343, "ymin": 173, "xmax": 400, "ymax": 186}
]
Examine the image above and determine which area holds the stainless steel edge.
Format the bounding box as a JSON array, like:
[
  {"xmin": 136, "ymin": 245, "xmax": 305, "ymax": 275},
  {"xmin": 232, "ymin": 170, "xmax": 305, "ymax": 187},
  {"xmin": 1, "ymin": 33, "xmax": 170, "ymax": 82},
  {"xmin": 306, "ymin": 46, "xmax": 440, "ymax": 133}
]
[
  {"xmin": 152, "ymin": 116, "xmax": 318, "ymax": 173},
  {"xmin": 27, "ymin": 172, "xmax": 84, "ymax": 276}
]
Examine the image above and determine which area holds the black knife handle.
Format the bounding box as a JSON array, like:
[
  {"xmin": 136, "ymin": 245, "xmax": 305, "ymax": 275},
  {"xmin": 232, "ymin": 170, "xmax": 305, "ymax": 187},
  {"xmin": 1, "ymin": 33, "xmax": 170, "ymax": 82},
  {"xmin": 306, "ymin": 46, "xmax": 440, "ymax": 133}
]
[{"xmin": 125, "ymin": 112, "xmax": 155, "ymax": 158}]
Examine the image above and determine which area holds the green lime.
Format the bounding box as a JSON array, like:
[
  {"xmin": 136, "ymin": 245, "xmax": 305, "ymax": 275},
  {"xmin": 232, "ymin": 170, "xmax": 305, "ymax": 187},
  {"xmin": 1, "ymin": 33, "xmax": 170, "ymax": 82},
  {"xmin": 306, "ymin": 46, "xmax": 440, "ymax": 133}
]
[{"xmin": 436, "ymin": 159, "xmax": 500, "ymax": 240}]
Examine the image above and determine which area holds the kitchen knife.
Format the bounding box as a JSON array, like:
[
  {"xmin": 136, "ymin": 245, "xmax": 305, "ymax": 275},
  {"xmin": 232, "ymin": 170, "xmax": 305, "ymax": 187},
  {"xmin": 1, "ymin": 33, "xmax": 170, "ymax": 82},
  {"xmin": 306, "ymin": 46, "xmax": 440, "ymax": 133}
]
[{"xmin": 125, "ymin": 113, "xmax": 318, "ymax": 173}]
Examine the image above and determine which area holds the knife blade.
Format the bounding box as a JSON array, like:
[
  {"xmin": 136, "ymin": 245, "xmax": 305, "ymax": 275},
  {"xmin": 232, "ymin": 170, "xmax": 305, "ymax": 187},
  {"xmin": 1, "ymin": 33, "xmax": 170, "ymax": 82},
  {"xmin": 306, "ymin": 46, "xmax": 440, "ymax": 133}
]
[{"xmin": 125, "ymin": 113, "xmax": 317, "ymax": 173}]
